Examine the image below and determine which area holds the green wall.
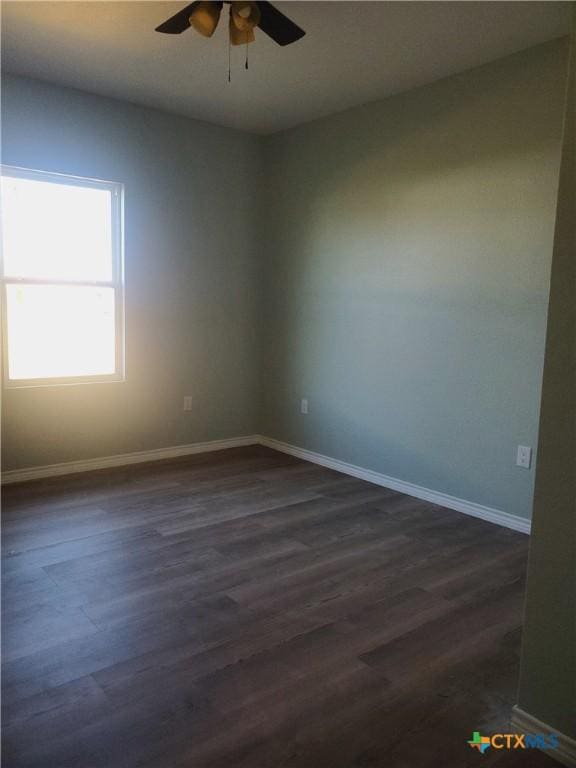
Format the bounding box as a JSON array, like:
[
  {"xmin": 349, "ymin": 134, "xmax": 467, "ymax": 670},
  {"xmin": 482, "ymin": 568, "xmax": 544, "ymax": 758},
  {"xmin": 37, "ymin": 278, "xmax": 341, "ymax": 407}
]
[
  {"xmin": 1, "ymin": 75, "xmax": 263, "ymax": 469},
  {"xmin": 518, "ymin": 14, "xmax": 576, "ymax": 739},
  {"xmin": 262, "ymin": 39, "xmax": 568, "ymax": 520}
]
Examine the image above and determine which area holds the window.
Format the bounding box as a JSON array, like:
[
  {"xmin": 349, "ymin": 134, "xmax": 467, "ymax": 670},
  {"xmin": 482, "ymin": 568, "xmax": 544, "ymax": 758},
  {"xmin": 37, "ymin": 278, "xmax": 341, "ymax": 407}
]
[{"xmin": 1, "ymin": 167, "xmax": 124, "ymax": 386}]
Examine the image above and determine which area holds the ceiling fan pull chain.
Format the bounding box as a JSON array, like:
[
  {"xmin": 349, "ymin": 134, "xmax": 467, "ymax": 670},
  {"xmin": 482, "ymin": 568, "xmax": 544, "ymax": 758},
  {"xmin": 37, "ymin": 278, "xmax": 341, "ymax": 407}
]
[
  {"xmin": 228, "ymin": 35, "xmax": 231, "ymax": 82},
  {"xmin": 245, "ymin": 43, "xmax": 249, "ymax": 70}
]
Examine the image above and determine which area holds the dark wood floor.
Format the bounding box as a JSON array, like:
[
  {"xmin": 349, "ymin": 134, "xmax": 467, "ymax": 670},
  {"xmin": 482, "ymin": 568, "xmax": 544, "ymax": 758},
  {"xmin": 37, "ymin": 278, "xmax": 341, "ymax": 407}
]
[{"xmin": 2, "ymin": 446, "xmax": 557, "ymax": 768}]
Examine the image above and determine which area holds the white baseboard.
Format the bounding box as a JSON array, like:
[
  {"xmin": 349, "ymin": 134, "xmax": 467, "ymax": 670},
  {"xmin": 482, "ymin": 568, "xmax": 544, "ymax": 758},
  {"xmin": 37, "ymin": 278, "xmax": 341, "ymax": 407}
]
[
  {"xmin": 1, "ymin": 435, "xmax": 260, "ymax": 485},
  {"xmin": 0, "ymin": 433, "xmax": 532, "ymax": 535},
  {"xmin": 511, "ymin": 706, "xmax": 576, "ymax": 766},
  {"xmin": 259, "ymin": 436, "xmax": 531, "ymax": 534}
]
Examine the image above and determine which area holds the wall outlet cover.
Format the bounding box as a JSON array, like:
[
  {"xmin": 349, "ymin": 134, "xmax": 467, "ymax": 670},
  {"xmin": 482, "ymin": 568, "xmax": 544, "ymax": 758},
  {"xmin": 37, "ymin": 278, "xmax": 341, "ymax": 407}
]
[{"xmin": 516, "ymin": 445, "xmax": 532, "ymax": 469}]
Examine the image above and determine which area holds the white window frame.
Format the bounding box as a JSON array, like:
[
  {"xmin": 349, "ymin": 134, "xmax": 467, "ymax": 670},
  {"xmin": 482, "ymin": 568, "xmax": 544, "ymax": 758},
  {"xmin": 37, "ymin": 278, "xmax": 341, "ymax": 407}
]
[{"xmin": 1, "ymin": 165, "xmax": 125, "ymax": 388}]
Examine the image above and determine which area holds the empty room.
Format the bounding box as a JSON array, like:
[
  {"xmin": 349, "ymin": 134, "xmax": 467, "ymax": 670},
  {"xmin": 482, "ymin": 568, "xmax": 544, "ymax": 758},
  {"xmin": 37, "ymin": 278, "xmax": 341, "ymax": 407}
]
[{"xmin": 1, "ymin": 1, "xmax": 575, "ymax": 767}]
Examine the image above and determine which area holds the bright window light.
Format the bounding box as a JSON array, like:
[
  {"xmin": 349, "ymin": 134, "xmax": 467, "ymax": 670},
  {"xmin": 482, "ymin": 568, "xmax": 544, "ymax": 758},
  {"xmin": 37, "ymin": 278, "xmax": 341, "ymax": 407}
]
[{"xmin": 1, "ymin": 168, "xmax": 124, "ymax": 385}]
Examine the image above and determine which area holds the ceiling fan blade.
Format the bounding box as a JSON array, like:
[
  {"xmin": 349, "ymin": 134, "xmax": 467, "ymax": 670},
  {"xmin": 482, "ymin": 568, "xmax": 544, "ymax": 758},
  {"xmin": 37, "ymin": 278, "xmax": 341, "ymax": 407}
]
[
  {"xmin": 256, "ymin": 1, "xmax": 305, "ymax": 46},
  {"xmin": 155, "ymin": 2, "xmax": 201, "ymax": 34}
]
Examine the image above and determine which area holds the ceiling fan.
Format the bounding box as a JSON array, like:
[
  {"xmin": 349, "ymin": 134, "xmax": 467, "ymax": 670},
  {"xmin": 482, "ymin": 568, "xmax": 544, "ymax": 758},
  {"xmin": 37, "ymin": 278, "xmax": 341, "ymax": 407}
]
[{"xmin": 155, "ymin": 1, "xmax": 305, "ymax": 47}]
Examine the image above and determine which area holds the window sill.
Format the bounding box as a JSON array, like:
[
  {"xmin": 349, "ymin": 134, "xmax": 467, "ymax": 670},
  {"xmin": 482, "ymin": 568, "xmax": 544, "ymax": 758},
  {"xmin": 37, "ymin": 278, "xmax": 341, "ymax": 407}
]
[{"xmin": 3, "ymin": 375, "xmax": 127, "ymax": 390}]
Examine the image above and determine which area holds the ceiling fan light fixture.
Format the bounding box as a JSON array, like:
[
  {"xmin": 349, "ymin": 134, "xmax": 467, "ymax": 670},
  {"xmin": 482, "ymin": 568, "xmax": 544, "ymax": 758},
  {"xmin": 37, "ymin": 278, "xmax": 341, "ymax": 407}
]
[
  {"xmin": 229, "ymin": 15, "xmax": 255, "ymax": 45},
  {"xmin": 156, "ymin": 1, "xmax": 305, "ymax": 46},
  {"xmin": 230, "ymin": 1, "xmax": 260, "ymax": 36},
  {"xmin": 231, "ymin": 1, "xmax": 261, "ymax": 31},
  {"xmin": 189, "ymin": 1, "xmax": 222, "ymax": 37}
]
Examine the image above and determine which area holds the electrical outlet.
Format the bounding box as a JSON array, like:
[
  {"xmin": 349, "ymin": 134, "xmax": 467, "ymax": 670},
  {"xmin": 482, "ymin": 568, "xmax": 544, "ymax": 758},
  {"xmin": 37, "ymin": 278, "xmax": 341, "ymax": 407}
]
[
  {"xmin": 300, "ymin": 398, "xmax": 309, "ymax": 415},
  {"xmin": 183, "ymin": 396, "xmax": 193, "ymax": 412},
  {"xmin": 516, "ymin": 445, "xmax": 532, "ymax": 469}
]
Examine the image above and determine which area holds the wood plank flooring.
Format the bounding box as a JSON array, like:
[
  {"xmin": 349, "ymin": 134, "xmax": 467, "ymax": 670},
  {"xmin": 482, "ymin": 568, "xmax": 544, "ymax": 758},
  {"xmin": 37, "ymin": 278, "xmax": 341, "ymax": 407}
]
[{"xmin": 1, "ymin": 446, "xmax": 556, "ymax": 768}]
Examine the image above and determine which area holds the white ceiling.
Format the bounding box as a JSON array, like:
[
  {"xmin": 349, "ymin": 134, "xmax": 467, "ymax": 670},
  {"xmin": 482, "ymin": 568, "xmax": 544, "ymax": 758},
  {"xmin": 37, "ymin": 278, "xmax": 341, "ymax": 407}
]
[{"xmin": 1, "ymin": 1, "xmax": 571, "ymax": 134}]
